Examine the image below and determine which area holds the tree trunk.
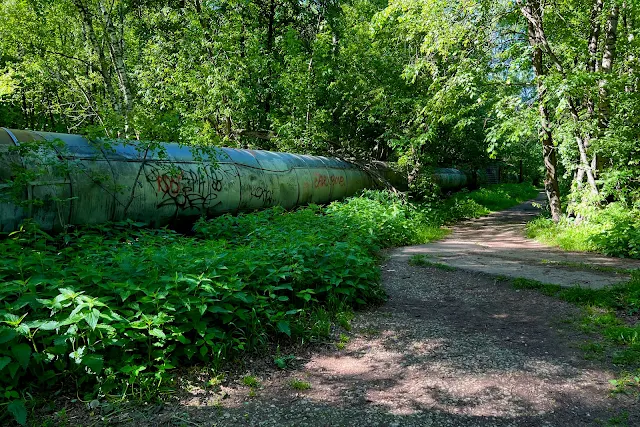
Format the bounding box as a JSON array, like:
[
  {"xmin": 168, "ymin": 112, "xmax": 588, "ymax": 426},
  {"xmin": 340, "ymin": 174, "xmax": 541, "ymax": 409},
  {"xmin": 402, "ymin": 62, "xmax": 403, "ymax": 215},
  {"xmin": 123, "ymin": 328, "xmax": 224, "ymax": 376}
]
[
  {"xmin": 575, "ymin": 134, "xmax": 599, "ymax": 192},
  {"xmin": 519, "ymin": 160, "xmax": 524, "ymax": 183},
  {"xmin": 520, "ymin": 0, "xmax": 562, "ymax": 221},
  {"xmin": 99, "ymin": 0, "xmax": 134, "ymax": 136},
  {"xmin": 540, "ymin": 88, "xmax": 562, "ymax": 222},
  {"xmin": 574, "ymin": 0, "xmax": 603, "ymax": 194},
  {"xmin": 598, "ymin": 4, "xmax": 620, "ymax": 129},
  {"xmin": 73, "ymin": 0, "xmax": 119, "ymax": 115},
  {"xmin": 587, "ymin": 0, "xmax": 604, "ymax": 74},
  {"xmin": 263, "ymin": 0, "xmax": 276, "ymax": 123},
  {"xmin": 519, "ymin": 0, "xmax": 599, "ymax": 197}
]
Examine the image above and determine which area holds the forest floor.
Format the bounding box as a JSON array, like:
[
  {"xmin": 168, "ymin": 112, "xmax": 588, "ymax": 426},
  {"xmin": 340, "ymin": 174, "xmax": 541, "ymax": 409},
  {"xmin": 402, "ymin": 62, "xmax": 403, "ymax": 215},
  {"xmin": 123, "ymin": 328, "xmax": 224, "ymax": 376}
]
[{"xmin": 66, "ymin": 195, "xmax": 640, "ymax": 426}]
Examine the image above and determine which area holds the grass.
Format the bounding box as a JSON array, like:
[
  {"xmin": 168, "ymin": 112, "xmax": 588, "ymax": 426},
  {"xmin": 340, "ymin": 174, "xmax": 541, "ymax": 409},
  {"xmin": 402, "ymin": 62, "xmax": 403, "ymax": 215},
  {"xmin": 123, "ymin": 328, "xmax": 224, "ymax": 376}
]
[
  {"xmin": 288, "ymin": 379, "xmax": 311, "ymax": 391},
  {"xmin": 408, "ymin": 254, "xmax": 456, "ymax": 271},
  {"xmin": 335, "ymin": 311, "xmax": 354, "ymax": 331},
  {"xmin": 443, "ymin": 182, "xmax": 539, "ymax": 219},
  {"xmin": 0, "ymin": 182, "xmax": 536, "ymax": 425},
  {"xmin": 241, "ymin": 375, "xmax": 260, "ymax": 388},
  {"xmin": 335, "ymin": 334, "xmax": 350, "ymax": 350},
  {"xmin": 527, "ymin": 216, "xmax": 601, "ymax": 252},
  {"xmin": 509, "ymin": 275, "xmax": 640, "ymax": 394},
  {"xmin": 527, "ymin": 202, "xmax": 640, "ymax": 259}
]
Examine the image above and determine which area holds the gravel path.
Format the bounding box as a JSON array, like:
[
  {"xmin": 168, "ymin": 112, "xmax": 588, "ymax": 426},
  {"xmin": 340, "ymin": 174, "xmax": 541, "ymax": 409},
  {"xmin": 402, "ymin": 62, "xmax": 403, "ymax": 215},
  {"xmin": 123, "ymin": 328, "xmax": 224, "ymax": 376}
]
[{"xmin": 105, "ymin": 197, "xmax": 639, "ymax": 426}]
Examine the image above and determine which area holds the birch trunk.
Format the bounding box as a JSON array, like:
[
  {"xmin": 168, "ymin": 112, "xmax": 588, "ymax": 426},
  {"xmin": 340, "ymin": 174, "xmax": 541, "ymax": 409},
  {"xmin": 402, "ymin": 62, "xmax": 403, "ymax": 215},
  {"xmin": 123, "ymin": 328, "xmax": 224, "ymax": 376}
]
[
  {"xmin": 598, "ymin": 4, "xmax": 620, "ymax": 129},
  {"xmin": 99, "ymin": 1, "xmax": 134, "ymax": 136},
  {"xmin": 520, "ymin": 0, "xmax": 562, "ymax": 221},
  {"xmin": 73, "ymin": 0, "xmax": 119, "ymax": 116}
]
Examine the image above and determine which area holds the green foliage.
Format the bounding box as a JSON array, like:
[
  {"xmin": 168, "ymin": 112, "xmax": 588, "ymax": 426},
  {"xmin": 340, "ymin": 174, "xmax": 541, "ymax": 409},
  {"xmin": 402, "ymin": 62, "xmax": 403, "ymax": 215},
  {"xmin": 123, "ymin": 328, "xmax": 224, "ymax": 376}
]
[
  {"xmin": 273, "ymin": 354, "xmax": 296, "ymax": 370},
  {"xmin": 335, "ymin": 334, "xmax": 350, "ymax": 350},
  {"xmin": 0, "ymin": 184, "xmax": 537, "ymax": 424},
  {"xmin": 449, "ymin": 183, "xmax": 539, "ymax": 213},
  {"xmin": 241, "ymin": 376, "xmax": 260, "ymax": 388},
  {"xmin": 527, "ymin": 203, "xmax": 640, "ymax": 259},
  {"xmin": 436, "ymin": 183, "xmax": 539, "ymax": 224}
]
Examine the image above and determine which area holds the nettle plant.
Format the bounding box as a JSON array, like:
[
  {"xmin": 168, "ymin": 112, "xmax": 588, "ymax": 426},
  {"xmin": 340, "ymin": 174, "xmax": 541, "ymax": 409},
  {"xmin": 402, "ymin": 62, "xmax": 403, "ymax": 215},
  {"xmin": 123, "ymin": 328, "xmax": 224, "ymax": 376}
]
[
  {"xmin": 1, "ymin": 191, "xmax": 418, "ymax": 425},
  {"xmin": 0, "ymin": 180, "xmax": 527, "ymax": 424}
]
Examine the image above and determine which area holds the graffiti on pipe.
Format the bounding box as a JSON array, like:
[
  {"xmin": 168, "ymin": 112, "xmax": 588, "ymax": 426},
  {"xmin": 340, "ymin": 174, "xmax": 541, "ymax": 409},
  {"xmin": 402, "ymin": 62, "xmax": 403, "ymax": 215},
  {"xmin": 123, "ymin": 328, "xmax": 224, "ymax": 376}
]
[
  {"xmin": 250, "ymin": 186, "xmax": 274, "ymax": 205},
  {"xmin": 313, "ymin": 173, "xmax": 345, "ymax": 189},
  {"xmin": 144, "ymin": 163, "xmax": 234, "ymax": 213}
]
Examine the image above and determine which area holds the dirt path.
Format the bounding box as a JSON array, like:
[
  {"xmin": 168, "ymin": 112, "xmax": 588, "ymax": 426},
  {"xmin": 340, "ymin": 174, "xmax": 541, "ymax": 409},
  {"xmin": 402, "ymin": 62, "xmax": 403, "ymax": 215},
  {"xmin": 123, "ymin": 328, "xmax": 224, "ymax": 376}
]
[
  {"xmin": 110, "ymin": 197, "xmax": 639, "ymax": 426},
  {"xmin": 397, "ymin": 192, "xmax": 640, "ymax": 288}
]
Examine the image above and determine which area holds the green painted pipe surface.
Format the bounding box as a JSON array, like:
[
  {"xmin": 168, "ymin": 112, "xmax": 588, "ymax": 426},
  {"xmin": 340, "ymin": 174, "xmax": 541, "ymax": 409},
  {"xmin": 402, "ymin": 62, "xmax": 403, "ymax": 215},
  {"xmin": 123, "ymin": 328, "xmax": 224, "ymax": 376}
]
[{"xmin": 0, "ymin": 128, "xmax": 373, "ymax": 232}]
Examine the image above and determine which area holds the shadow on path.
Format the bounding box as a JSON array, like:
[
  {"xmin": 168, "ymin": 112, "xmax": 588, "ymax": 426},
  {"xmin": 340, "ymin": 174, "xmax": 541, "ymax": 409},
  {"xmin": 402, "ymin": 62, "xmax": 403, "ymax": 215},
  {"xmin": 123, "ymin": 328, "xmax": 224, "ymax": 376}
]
[{"xmin": 110, "ymin": 197, "xmax": 639, "ymax": 426}]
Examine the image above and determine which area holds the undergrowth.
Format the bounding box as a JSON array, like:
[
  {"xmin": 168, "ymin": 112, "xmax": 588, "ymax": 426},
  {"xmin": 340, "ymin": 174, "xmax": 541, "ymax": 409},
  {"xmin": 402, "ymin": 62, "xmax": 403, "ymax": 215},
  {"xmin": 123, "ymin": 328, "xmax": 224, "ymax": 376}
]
[
  {"xmin": 444, "ymin": 183, "xmax": 539, "ymax": 219},
  {"xmin": 511, "ymin": 275, "xmax": 640, "ymax": 394},
  {"xmin": 527, "ymin": 202, "xmax": 640, "ymax": 259},
  {"xmin": 0, "ymin": 183, "xmax": 534, "ymax": 425}
]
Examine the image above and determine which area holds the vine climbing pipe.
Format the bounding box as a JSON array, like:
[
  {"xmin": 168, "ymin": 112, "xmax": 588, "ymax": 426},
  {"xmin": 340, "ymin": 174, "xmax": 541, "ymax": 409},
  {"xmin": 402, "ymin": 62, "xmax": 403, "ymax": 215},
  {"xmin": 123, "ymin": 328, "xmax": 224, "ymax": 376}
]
[{"xmin": 0, "ymin": 128, "xmax": 374, "ymax": 232}]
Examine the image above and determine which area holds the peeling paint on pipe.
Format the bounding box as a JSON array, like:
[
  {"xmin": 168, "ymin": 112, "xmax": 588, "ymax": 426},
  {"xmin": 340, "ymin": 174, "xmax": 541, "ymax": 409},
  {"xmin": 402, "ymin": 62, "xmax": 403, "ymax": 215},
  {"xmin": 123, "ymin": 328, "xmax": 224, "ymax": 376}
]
[{"xmin": 0, "ymin": 129, "xmax": 374, "ymax": 232}]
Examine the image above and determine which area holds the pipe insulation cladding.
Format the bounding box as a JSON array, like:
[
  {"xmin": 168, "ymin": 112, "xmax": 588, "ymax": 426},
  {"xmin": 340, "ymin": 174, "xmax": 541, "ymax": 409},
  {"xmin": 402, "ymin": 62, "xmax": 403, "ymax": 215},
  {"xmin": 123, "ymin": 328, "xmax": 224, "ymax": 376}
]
[
  {"xmin": 0, "ymin": 129, "xmax": 467, "ymax": 233},
  {"xmin": 0, "ymin": 128, "xmax": 374, "ymax": 232}
]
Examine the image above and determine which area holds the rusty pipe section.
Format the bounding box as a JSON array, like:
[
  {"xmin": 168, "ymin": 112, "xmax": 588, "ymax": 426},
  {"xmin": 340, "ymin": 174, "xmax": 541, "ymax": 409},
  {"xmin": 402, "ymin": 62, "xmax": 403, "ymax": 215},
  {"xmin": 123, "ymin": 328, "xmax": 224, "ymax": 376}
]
[{"xmin": 0, "ymin": 128, "xmax": 374, "ymax": 232}]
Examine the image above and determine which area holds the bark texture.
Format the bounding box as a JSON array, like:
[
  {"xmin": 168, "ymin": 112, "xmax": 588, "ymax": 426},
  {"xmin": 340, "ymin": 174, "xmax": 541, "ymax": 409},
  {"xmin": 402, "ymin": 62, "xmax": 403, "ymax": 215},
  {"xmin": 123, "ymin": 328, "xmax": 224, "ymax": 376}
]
[{"xmin": 519, "ymin": 0, "xmax": 562, "ymax": 221}]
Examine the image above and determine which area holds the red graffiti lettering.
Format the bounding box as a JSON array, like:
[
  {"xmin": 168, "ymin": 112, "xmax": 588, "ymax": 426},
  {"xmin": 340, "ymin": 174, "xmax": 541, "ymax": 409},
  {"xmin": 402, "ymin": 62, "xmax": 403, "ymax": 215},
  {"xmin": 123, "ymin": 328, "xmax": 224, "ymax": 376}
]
[
  {"xmin": 313, "ymin": 174, "xmax": 345, "ymax": 188},
  {"xmin": 313, "ymin": 174, "xmax": 329, "ymax": 188},
  {"xmin": 157, "ymin": 174, "xmax": 182, "ymax": 196},
  {"xmin": 330, "ymin": 175, "xmax": 345, "ymax": 186}
]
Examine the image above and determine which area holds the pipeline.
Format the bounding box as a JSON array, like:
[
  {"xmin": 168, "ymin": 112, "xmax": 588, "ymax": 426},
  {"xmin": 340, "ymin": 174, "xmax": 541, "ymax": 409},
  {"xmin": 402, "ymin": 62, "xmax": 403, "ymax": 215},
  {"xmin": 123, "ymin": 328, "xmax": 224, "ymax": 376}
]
[
  {"xmin": 0, "ymin": 129, "xmax": 466, "ymax": 232},
  {"xmin": 370, "ymin": 162, "xmax": 467, "ymax": 192}
]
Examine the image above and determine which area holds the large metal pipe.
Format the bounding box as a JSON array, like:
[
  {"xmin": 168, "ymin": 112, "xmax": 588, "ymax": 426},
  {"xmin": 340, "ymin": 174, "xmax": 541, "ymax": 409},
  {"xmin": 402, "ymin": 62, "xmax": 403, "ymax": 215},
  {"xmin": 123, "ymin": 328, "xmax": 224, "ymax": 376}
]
[
  {"xmin": 0, "ymin": 129, "xmax": 469, "ymax": 233},
  {"xmin": 0, "ymin": 129, "xmax": 374, "ymax": 232},
  {"xmin": 434, "ymin": 168, "xmax": 467, "ymax": 191},
  {"xmin": 370, "ymin": 162, "xmax": 467, "ymax": 192}
]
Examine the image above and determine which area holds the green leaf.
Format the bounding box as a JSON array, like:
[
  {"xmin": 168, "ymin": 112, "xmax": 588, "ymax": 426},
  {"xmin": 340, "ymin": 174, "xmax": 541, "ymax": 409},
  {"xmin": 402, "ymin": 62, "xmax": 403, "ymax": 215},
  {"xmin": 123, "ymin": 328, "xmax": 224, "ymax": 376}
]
[
  {"xmin": 84, "ymin": 309, "xmax": 100, "ymax": 330},
  {"xmin": 39, "ymin": 321, "xmax": 61, "ymax": 331},
  {"xmin": 149, "ymin": 328, "xmax": 166, "ymax": 340},
  {"xmin": 0, "ymin": 328, "xmax": 16, "ymax": 344},
  {"xmin": 277, "ymin": 321, "xmax": 291, "ymax": 337},
  {"xmin": 7, "ymin": 400, "xmax": 27, "ymax": 425},
  {"xmin": 82, "ymin": 354, "xmax": 104, "ymax": 374},
  {"xmin": 11, "ymin": 343, "xmax": 31, "ymax": 369},
  {"xmin": 208, "ymin": 305, "xmax": 231, "ymax": 314},
  {"xmin": 197, "ymin": 304, "xmax": 207, "ymax": 315},
  {"xmin": 0, "ymin": 356, "xmax": 11, "ymax": 371},
  {"xmin": 175, "ymin": 335, "xmax": 190, "ymax": 344},
  {"xmin": 199, "ymin": 345, "xmax": 209, "ymax": 357},
  {"xmin": 8, "ymin": 362, "xmax": 20, "ymax": 378}
]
